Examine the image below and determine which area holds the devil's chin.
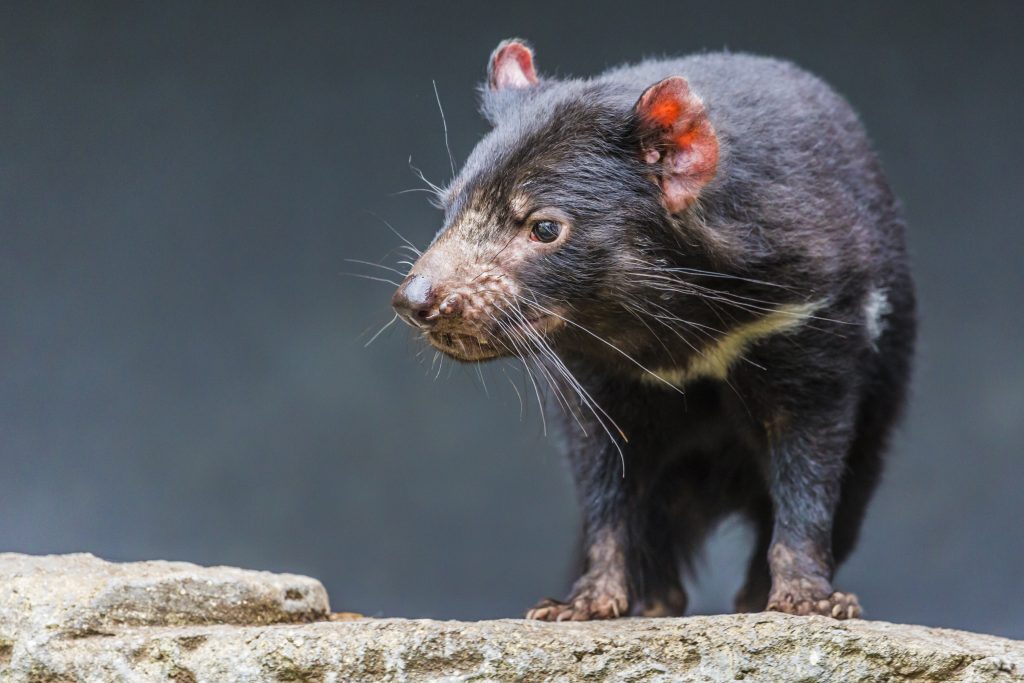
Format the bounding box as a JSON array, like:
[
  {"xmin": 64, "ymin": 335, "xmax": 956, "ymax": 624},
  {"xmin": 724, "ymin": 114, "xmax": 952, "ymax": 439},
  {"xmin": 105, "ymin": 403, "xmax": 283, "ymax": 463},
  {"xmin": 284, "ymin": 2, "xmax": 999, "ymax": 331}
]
[
  {"xmin": 426, "ymin": 330, "xmax": 506, "ymax": 362},
  {"xmin": 426, "ymin": 316, "xmax": 562, "ymax": 362}
]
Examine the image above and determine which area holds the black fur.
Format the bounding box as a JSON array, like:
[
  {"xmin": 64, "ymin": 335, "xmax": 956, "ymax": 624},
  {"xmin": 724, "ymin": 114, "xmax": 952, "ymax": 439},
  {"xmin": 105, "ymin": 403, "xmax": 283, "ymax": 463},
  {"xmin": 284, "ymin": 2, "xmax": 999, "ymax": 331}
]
[{"xmin": 398, "ymin": 47, "xmax": 915, "ymax": 619}]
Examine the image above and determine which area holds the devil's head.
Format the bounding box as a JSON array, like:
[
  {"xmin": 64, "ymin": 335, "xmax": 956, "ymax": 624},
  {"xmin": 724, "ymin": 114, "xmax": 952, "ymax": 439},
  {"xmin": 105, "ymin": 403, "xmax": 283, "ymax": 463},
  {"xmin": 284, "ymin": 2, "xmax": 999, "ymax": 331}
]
[{"xmin": 392, "ymin": 39, "xmax": 720, "ymax": 363}]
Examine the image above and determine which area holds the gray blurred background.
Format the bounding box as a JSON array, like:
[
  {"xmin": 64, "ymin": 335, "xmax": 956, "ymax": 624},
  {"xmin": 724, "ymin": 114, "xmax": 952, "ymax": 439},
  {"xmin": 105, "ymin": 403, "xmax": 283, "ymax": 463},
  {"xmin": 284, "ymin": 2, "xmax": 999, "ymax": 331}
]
[{"xmin": 2, "ymin": 1, "xmax": 1022, "ymax": 637}]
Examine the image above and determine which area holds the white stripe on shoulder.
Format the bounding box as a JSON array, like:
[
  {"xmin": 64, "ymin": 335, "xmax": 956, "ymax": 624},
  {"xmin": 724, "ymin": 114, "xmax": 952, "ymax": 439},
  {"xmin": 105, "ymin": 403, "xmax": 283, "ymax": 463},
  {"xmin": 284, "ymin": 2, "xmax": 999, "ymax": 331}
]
[{"xmin": 643, "ymin": 300, "xmax": 824, "ymax": 387}]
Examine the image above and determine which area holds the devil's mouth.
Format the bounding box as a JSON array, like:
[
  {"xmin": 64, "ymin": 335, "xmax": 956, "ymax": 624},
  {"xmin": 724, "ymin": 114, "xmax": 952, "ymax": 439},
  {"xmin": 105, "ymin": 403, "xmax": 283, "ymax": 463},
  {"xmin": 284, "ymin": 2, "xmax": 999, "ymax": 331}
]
[
  {"xmin": 427, "ymin": 314, "xmax": 554, "ymax": 361},
  {"xmin": 428, "ymin": 330, "xmax": 502, "ymax": 361}
]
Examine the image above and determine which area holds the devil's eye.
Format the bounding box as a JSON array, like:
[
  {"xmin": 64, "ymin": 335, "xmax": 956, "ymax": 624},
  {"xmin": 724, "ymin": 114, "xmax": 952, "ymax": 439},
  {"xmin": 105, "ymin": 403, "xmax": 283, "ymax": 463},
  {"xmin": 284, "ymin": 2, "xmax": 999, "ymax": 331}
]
[{"xmin": 530, "ymin": 220, "xmax": 561, "ymax": 243}]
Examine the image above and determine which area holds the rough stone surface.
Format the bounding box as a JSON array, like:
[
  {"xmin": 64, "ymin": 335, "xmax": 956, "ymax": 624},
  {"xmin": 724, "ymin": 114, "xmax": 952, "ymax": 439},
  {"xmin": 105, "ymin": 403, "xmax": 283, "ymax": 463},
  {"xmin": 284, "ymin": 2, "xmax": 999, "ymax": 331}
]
[
  {"xmin": 2, "ymin": 554, "xmax": 1022, "ymax": 682},
  {"xmin": 0, "ymin": 553, "xmax": 329, "ymax": 638}
]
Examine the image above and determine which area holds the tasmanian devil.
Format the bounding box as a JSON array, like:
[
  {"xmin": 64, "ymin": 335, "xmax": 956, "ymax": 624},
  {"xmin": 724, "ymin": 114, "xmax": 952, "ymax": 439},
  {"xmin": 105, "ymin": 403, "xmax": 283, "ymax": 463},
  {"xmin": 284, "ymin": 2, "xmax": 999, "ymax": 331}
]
[{"xmin": 390, "ymin": 39, "xmax": 915, "ymax": 620}]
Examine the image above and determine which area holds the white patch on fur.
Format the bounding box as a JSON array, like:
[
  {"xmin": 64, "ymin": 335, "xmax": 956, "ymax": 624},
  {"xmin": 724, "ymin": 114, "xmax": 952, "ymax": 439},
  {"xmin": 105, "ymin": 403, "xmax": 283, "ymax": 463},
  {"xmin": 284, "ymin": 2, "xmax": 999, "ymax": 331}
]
[
  {"xmin": 644, "ymin": 301, "xmax": 824, "ymax": 387},
  {"xmin": 863, "ymin": 287, "xmax": 891, "ymax": 350}
]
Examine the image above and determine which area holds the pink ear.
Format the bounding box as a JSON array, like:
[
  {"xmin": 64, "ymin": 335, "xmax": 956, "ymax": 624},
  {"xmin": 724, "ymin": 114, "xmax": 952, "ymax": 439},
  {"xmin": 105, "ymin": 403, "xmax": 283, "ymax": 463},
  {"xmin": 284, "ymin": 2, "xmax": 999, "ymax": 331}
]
[
  {"xmin": 635, "ymin": 77, "xmax": 719, "ymax": 213},
  {"xmin": 488, "ymin": 39, "xmax": 538, "ymax": 91}
]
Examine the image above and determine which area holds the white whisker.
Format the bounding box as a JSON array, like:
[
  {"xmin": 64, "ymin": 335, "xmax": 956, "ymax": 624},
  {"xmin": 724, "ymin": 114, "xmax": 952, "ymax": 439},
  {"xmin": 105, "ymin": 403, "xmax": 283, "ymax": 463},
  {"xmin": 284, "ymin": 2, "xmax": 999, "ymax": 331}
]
[
  {"xmin": 364, "ymin": 313, "xmax": 399, "ymax": 348},
  {"xmin": 344, "ymin": 258, "xmax": 408, "ymax": 278},
  {"xmin": 520, "ymin": 297, "xmax": 684, "ymax": 396},
  {"xmin": 502, "ymin": 366, "xmax": 525, "ymax": 420},
  {"xmin": 344, "ymin": 272, "xmax": 401, "ymax": 287},
  {"xmin": 364, "ymin": 211, "xmax": 422, "ymax": 256},
  {"xmin": 432, "ymin": 80, "xmax": 457, "ymax": 180}
]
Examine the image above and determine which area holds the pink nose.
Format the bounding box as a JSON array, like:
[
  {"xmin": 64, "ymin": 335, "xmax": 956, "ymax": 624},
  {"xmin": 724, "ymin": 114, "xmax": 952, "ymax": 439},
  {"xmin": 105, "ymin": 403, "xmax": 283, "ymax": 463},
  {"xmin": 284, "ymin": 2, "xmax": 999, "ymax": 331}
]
[{"xmin": 392, "ymin": 275, "xmax": 438, "ymax": 328}]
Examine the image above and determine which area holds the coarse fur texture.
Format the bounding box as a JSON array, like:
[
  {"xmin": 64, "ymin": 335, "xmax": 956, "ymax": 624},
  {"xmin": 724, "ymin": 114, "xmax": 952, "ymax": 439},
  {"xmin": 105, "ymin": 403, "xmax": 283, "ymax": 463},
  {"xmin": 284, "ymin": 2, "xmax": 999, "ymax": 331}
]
[{"xmin": 391, "ymin": 40, "xmax": 915, "ymax": 621}]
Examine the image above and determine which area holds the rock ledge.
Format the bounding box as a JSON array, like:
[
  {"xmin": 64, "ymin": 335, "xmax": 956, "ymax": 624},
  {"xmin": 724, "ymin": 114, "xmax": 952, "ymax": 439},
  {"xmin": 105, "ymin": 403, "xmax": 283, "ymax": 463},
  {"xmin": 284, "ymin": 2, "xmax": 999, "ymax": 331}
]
[{"xmin": 1, "ymin": 553, "xmax": 1021, "ymax": 682}]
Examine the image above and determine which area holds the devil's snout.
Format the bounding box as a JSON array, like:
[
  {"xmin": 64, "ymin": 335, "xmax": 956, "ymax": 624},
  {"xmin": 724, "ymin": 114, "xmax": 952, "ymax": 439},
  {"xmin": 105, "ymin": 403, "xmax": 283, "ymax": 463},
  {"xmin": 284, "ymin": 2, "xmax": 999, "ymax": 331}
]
[
  {"xmin": 392, "ymin": 275, "xmax": 437, "ymax": 328},
  {"xmin": 392, "ymin": 275, "xmax": 465, "ymax": 329}
]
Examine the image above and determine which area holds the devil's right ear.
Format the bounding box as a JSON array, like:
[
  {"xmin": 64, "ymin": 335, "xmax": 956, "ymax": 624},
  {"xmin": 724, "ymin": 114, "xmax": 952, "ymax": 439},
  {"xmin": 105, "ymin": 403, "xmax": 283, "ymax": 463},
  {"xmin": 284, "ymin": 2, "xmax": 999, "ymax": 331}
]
[{"xmin": 488, "ymin": 39, "xmax": 538, "ymax": 91}]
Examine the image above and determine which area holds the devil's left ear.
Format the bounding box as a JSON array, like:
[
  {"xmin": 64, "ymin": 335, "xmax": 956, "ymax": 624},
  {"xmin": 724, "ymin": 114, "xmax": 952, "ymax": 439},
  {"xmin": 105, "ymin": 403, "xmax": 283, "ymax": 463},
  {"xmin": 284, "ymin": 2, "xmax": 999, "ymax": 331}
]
[
  {"xmin": 488, "ymin": 39, "xmax": 538, "ymax": 91},
  {"xmin": 634, "ymin": 76, "xmax": 719, "ymax": 213}
]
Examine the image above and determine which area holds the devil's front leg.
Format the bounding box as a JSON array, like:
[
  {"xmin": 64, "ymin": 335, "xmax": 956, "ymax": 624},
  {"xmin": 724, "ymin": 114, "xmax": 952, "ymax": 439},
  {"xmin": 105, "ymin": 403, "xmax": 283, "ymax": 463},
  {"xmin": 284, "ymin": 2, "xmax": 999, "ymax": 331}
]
[
  {"xmin": 526, "ymin": 425, "xmax": 632, "ymax": 621},
  {"xmin": 763, "ymin": 403, "xmax": 863, "ymax": 620},
  {"xmin": 526, "ymin": 376, "xmax": 685, "ymax": 622}
]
